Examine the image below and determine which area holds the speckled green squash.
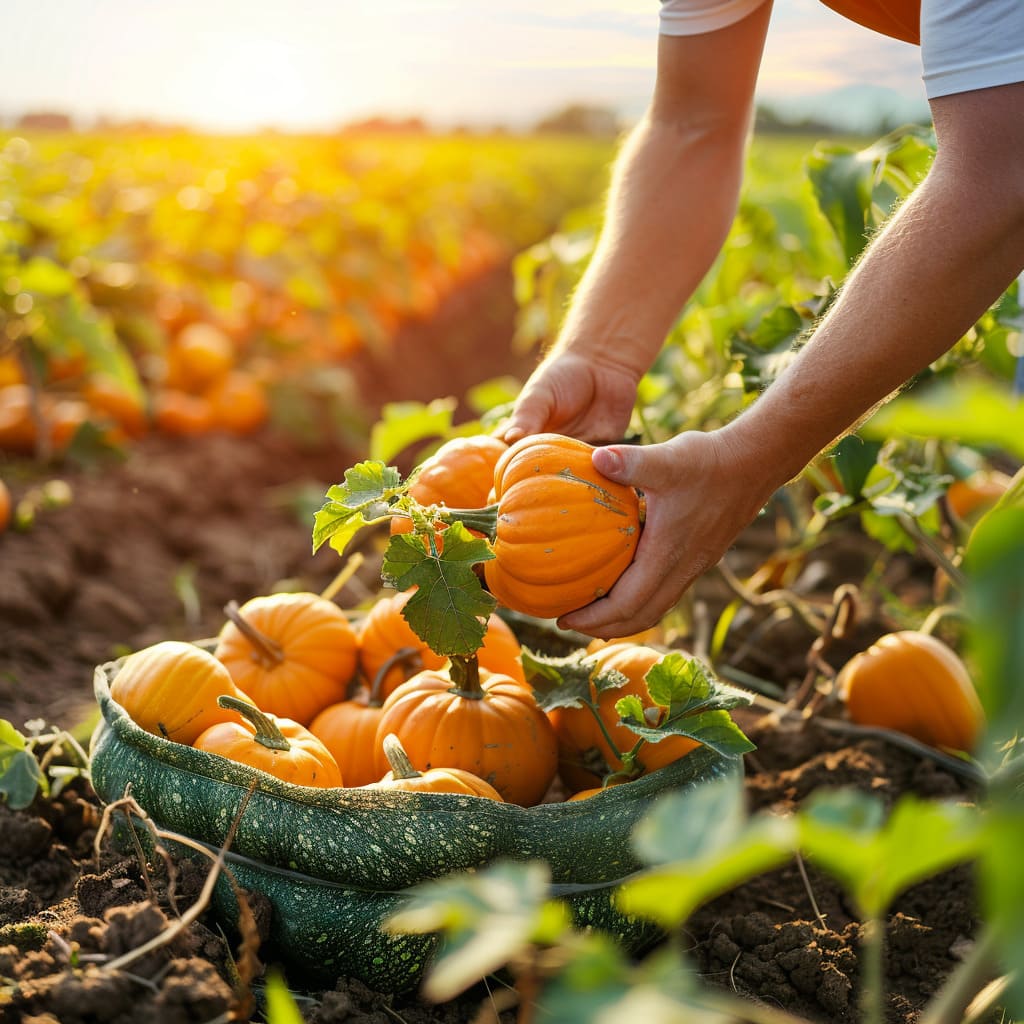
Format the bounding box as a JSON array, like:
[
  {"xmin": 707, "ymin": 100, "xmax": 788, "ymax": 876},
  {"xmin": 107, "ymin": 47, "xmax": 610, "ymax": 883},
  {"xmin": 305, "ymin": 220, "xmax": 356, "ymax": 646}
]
[{"xmin": 90, "ymin": 660, "xmax": 740, "ymax": 993}]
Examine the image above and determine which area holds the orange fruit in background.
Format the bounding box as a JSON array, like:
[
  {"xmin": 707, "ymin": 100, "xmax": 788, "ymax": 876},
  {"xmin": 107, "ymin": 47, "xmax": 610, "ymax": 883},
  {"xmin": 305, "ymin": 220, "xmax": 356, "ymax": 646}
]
[
  {"xmin": 947, "ymin": 470, "xmax": 1013, "ymax": 520},
  {"xmin": 166, "ymin": 323, "xmax": 234, "ymax": 391},
  {"xmin": 83, "ymin": 376, "xmax": 148, "ymax": 438},
  {"xmin": 152, "ymin": 389, "xmax": 215, "ymax": 436},
  {"xmin": 47, "ymin": 399, "xmax": 89, "ymax": 452},
  {"xmin": 0, "ymin": 385, "xmax": 39, "ymax": 454},
  {"xmin": 0, "ymin": 478, "xmax": 11, "ymax": 533},
  {"xmin": 0, "ymin": 355, "xmax": 25, "ymax": 388},
  {"xmin": 207, "ymin": 370, "xmax": 269, "ymax": 435}
]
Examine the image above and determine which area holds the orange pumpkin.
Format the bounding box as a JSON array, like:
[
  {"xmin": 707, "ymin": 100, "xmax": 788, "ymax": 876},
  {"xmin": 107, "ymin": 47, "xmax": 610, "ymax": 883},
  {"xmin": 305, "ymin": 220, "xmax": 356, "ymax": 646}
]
[
  {"xmin": 194, "ymin": 695, "xmax": 343, "ymax": 787},
  {"xmin": 357, "ymin": 589, "xmax": 525, "ymax": 698},
  {"xmin": 83, "ymin": 376, "xmax": 148, "ymax": 439},
  {"xmin": 836, "ymin": 631, "xmax": 985, "ymax": 751},
  {"xmin": 152, "ymin": 389, "xmax": 215, "ymax": 436},
  {"xmin": 373, "ymin": 656, "xmax": 557, "ymax": 806},
  {"xmin": 0, "ymin": 384, "xmax": 40, "ymax": 454},
  {"xmin": 947, "ymin": 470, "xmax": 1012, "ymax": 520},
  {"xmin": 167, "ymin": 322, "xmax": 234, "ymax": 391},
  {"xmin": 480, "ymin": 434, "xmax": 642, "ymax": 619},
  {"xmin": 390, "ymin": 434, "xmax": 507, "ymax": 538},
  {"xmin": 109, "ymin": 640, "xmax": 246, "ymax": 745},
  {"xmin": 548, "ymin": 643, "xmax": 700, "ymax": 793},
  {"xmin": 206, "ymin": 370, "xmax": 269, "ymax": 435},
  {"xmin": 366, "ymin": 733, "xmax": 504, "ymax": 799},
  {"xmin": 215, "ymin": 592, "xmax": 359, "ymax": 726}
]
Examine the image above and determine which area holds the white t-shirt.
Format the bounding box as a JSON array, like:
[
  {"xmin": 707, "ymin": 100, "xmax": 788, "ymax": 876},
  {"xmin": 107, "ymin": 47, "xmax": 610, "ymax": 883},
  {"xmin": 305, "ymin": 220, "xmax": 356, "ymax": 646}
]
[{"xmin": 659, "ymin": 0, "xmax": 1024, "ymax": 98}]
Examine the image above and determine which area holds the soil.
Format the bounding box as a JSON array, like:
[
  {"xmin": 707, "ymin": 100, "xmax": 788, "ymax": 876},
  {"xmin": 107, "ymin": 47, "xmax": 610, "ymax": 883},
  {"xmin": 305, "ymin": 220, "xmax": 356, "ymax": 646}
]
[{"xmin": 0, "ymin": 267, "xmax": 987, "ymax": 1023}]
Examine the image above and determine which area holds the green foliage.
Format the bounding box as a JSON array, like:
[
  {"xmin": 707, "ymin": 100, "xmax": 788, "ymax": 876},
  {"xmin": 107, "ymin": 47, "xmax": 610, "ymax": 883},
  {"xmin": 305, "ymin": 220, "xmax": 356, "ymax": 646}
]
[
  {"xmin": 369, "ymin": 397, "xmax": 458, "ymax": 465},
  {"xmin": 520, "ymin": 648, "xmax": 629, "ymax": 712},
  {"xmin": 311, "ymin": 460, "xmax": 405, "ymax": 555},
  {"xmin": 0, "ymin": 720, "xmax": 48, "ymax": 810},
  {"xmin": 382, "ymin": 524, "xmax": 497, "ymax": 657}
]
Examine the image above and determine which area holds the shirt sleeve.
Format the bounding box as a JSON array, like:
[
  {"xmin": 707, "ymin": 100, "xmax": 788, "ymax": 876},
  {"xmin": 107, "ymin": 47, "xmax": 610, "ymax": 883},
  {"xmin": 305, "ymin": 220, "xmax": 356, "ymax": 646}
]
[
  {"xmin": 659, "ymin": 0, "xmax": 769, "ymax": 36},
  {"xmin": 921, "ymin": 0, "xmax": 1024, "ymax": 98}
]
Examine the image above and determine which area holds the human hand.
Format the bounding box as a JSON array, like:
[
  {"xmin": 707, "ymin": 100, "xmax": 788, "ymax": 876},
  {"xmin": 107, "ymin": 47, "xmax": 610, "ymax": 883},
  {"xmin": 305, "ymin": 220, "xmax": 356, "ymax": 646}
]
[
  {"xmin": 497, "ymin": 349, "xmax": 641, "ymax": 446},
  {"xmin": 556, "ymin": 429, "xmax": 773, "ymax": 639}
]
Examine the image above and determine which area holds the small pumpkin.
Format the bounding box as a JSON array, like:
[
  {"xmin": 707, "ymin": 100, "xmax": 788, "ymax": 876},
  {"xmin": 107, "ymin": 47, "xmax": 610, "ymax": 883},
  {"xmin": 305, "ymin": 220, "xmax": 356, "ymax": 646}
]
[
  {"xmin": 357, "ymin": 589, "xmax": 525, "ymax": 697},
  {"xmin": 366, "ymin": 733, "xmax": 504, "ymax": 800},
  {"xmin": 193, "ymin": 695, "xmax": 343, "ymax": 787},
  {"xmin": 549, "ymin": 643, "xmax": 700, "ymax": 793},
  {"xmin": 836, "ymin": 631, "xmax": 985, "ymax": 751},
  {"xmin": 449, "ymin": 433, "xmax": 642, "ymax": 620},
  {"xmin": 308, "ymin": 647, "xmax": 420, "ymax": 787},
  {"xmin": 109, "ymin": 640, "xmax": 246, "ymax": 745},
  {"xmin": 215, "ymin": 592, "xmax": 359, "ymax": 725},
  {"xmin": 373, "ymin": 655, "xmax": 558, "ymax": 806},
  {"xmin": 390, "ymin": 433, "xmax": 507, "ymax": 537},
  {"xmin": 946, "ymin": 470, "xmax": 1012, "ymax": 520}
]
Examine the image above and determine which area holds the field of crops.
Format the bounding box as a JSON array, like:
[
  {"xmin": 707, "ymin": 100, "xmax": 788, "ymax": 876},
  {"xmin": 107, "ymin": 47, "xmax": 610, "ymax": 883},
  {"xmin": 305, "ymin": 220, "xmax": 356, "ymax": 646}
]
[{"xmin": 1, "ymin": 125, "xmax": 1022, "ymax": 1024}]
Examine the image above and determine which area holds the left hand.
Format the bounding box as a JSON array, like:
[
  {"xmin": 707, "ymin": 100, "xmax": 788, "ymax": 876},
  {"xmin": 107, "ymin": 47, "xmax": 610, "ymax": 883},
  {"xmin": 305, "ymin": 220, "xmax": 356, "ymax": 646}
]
[{"xmin": 557, "ymin": 429, "xmax": 772, "ymax": 638}]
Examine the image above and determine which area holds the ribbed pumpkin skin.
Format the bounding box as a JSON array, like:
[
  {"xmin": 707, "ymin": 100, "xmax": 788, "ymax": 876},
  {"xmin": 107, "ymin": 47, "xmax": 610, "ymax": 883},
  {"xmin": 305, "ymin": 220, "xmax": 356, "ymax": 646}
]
[
  {"xmin": 373, "ymin": 666, "xmax": 557, "ymax": 806},
  {"xmin": 483, "ymin": 434, "xmax": 642, "ymax": 619},
  {"xmin": 194, "ymin": 709, "xmax": 344, "ymax": 788},
  {"xmin": 837, "ymin": 631, "xmax": 985, "ymax": 751},
  {"xmin": 358, "ymin": 590, "xmax": 526, "ymax": 696},
  {"xmin": 308, "ymin": 690, "xmax": 385, "ymax": 787},
  {"xmin": 391, "ymin": 434, "xmax": 507, "ymax": 537},
  {"xmin": 550, "ymin": 643, "xmax": 699, "ymax": 792},
  {"xmin": 214, "ymin": 592, "xmax": 358, "ymax": 726},
  {"xmin": 109, "ymin": 640, "xmax": 244, "ymax": 746}
]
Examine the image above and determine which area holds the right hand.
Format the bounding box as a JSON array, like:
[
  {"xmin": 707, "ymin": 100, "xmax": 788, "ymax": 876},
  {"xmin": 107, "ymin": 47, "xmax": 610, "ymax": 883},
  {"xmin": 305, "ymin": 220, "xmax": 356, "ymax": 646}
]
[{"xmin": 497, "ymin": 350, "xmax": 641, "ymax": 445}]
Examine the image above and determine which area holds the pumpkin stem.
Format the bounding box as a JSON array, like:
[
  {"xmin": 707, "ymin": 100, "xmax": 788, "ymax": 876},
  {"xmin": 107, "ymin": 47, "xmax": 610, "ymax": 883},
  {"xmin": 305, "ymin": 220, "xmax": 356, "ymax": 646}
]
[
  {"xmin": 447, "ymin": 653, "xmax": 484, "ymax": 699},
  {"xmin": 223, "ymin": 600, "xmax": 285, "ymax": 669},
  {"xmin": 217, "ymin": 694, "xmax": 291, "ymax": 752},
  {"xmin": 380, "ymin": 733, "xmax": 421, "ymax": 780},
  {"xmin": 369, "ymin": 646, "xmax": 421, "ymax": 705},
  {"xmin": 437, "ymin": 504, "xmax": 499, "ymax": 542}
]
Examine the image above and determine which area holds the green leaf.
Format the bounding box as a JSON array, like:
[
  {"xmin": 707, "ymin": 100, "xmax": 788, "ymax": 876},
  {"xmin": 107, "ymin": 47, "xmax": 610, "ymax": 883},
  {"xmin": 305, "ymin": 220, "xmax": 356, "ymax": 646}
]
[
  {"xmin": 381, "ymin": 523, "xmax": 496, "ymax": 656},
  {"xmin": 617, "ymin": 653, "xmax": 755, "ymax": 756},
  {"xmin": 520, "ymin": 648, "xmax": 628, "ymax": 713},
  {"xmin": 19, "ymin": 256, "xmax": 74, "ymax": 297},
  {"xmin": 863, "ymin": 379, "xmax": 1024, "ymax": 461},
  {"xmin": 619, "ymin": 778, "xmax": 795, "ymax": 929},
  {"xmin": 262, "ymin": 971, "xmax": 307, "ymax": 1024},
  {"xmin": 964, "ymin": 506, "xmax": 1024, "ymax": 755},
  {"xmin": 384, "ymin": 860, "xmax": 552, "ymax": 1003},
  {"xmin": 369, "ymin": 397, "xmax": 457, "ymax": 465},
  {"xmin": 311, "ymin": 461, "xmax": 405, "ymax": 555},
  {"xmin": 979, "ymin": 806, "xmax": 1024, "ymax": 1017},
  {"xmin": 828, "ymin": 434, "xmax": 883, "ymax": 499},
  {"xmin": 615, "ymin": 695, "xmax": 645, "ymax": 726},
  {"xmin": 799, "ymin": 789, "xmax": 982, "ymax": 919},
  {"xmin": 0, "ymin": 749, "xmax": 47, "ymax": 811}
]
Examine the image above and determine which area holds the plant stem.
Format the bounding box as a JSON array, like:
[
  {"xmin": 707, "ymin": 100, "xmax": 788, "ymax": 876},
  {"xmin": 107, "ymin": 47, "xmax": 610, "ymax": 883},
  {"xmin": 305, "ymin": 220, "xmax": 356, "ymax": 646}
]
[
  {"xmin": 859, "ymin": 915, "xmax": 886, "ymax": 1024},
  {"xmin": 223, "ymin": 600, "xmax": 284, "ymax": 668},
  {"xmin": 217, "ymin": 695, "xmax": 290, "ymax": 752},
  {"xmin": 447, "ymin": 653, "xmax": 484, "ymax": 699},
  {"xmin": 438, "ymin": 505, "xmax": 499, "ymax": 542},
  {"xmin": 896, "ymin": 514, "xmax": 968, "ymax": 591},
  {"xmin": 319, "ymin": 552, "xmax": 365, "ymax": 602},
  {"xmin": 918, "ymin": 926, "xmax": 1002, "ymax": 1024},
  {"xmin": 369, "ymin": 646, "xmax": 421, "ymax": 706}
]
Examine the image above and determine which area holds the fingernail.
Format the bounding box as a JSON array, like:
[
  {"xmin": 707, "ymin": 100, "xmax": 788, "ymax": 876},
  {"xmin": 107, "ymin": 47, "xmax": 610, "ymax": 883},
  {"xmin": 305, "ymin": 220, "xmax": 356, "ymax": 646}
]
[{"xmin": 594, "ymin": 447, "xmax": 623, "ymax": 475}]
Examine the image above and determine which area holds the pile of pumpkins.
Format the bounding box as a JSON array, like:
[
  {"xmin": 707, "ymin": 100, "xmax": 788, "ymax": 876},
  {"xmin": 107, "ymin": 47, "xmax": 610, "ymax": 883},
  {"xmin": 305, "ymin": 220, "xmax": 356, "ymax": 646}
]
[{"xmin": 107, "ymin": 587, "xmax": 699, "ymax": 807}]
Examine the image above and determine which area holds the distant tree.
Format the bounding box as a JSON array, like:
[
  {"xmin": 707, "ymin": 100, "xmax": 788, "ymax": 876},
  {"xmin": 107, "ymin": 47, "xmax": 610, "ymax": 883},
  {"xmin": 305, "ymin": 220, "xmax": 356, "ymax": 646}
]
[{"xmin": 533, "ymin": 104, "xmax": 621, "ymax": 137}]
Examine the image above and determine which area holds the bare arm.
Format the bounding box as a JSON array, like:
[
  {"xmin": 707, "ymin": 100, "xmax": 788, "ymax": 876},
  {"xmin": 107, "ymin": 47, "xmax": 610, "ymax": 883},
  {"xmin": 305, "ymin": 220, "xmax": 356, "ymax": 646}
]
[
  {"xmin": 563, "ymin": 80, "xmax": 1024, "ymax": 638},
  {"xmin": 501, "ymin": 4, "xmax": 773, "ymax": 444}
]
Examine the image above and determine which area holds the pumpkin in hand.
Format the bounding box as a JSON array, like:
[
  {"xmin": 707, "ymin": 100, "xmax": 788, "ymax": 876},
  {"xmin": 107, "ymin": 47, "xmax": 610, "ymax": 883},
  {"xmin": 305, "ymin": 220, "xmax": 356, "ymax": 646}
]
[
  {"xmin": 110, "ymin": 640, "xmax": 247, "ymax": 746},
  {"xmin": 836, "ymin": 630, "xmax": 985, "ymax": 751},
  {"xmin": 373, "ymin": 655, "xmax": 557, "ymax": 806},
  {"xmin": 448, "ymin": 433, "xmax": 643, "ymax": 620},
  {"xmin": 365, "ymin": 733, "xmax": 504, "ymax": 800},
  {"xmin": 194, "ymin": 695, "xmax": 343, "ymax": 787},
  {"xmin": 214, "ymin": 592, "xmax": 359, "ymax": 725}
]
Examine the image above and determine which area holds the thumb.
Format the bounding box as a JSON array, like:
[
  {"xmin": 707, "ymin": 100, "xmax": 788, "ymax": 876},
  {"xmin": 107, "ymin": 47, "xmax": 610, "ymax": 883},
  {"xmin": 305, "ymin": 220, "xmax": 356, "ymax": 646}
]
[{"xmin": 593, "ymin": 440, "xmax": 678, "ymax": 489}]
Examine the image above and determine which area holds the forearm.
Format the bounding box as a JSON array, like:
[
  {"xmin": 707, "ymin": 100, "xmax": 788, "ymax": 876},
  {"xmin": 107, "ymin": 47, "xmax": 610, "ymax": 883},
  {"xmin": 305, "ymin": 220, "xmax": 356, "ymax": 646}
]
[
  {"xmin": 550, "ymin": 111, "xmax": 749, "ymax": 379},
  {"xmin": 723, "ymin": 115, "xmax": 1024, "ymax": 495}
]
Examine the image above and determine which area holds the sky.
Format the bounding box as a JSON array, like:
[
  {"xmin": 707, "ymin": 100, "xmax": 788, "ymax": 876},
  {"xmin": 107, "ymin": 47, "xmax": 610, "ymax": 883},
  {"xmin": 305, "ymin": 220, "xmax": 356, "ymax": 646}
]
[{"xmin": 3, "ymin": 0, "xmax": 927, "ymax": 132}]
